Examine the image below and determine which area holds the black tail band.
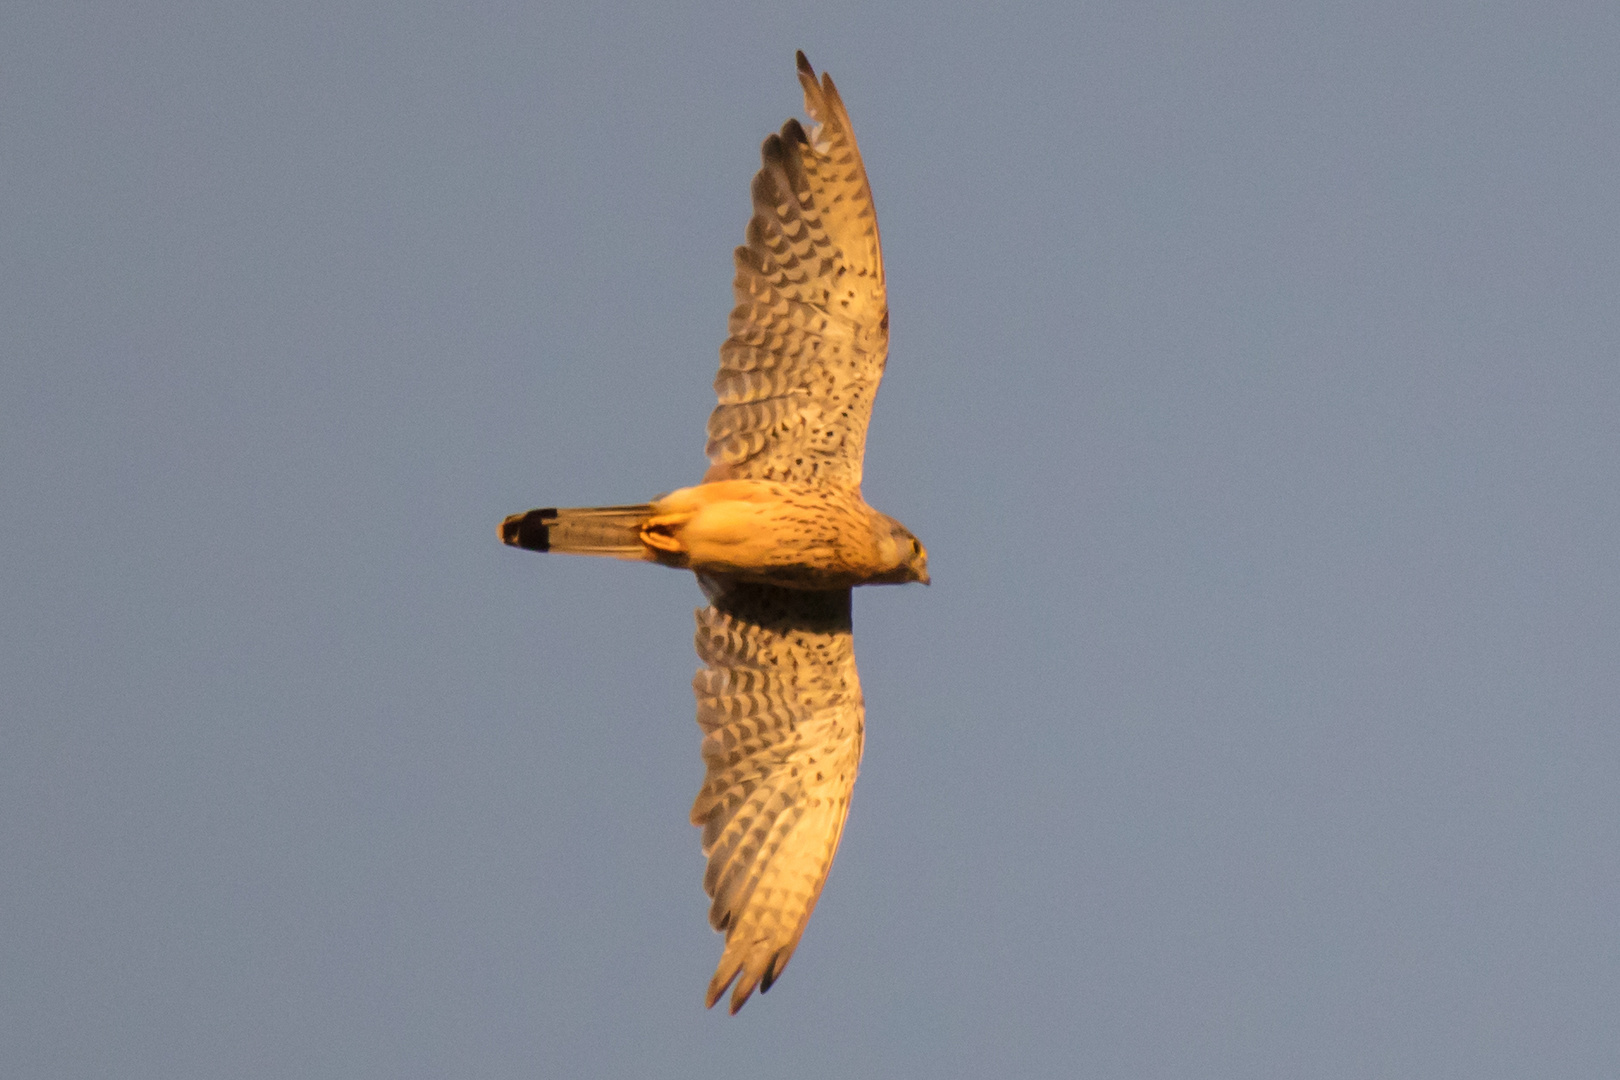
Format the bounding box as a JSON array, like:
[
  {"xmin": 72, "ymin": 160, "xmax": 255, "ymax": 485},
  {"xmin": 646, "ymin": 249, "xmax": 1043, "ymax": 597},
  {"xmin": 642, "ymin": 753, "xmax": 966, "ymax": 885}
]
[{"xmin": 501, "ymin": 508, "xmax": 558, "ymax": 552}]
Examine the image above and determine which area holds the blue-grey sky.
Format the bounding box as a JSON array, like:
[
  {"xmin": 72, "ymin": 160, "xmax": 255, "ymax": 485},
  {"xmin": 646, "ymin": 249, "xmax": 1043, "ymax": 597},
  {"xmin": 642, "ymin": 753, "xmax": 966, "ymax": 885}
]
[{"xmin": 4, "ymin": 2, "xmax": 1617, "ymax": 1077}]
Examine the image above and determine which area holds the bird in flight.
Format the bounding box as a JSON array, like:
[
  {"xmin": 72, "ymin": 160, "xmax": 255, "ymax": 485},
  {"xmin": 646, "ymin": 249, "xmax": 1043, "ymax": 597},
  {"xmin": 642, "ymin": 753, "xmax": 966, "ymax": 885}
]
[{"xmin": 501, "ymin": 52, "xmax": 927, "ymax": 1013}]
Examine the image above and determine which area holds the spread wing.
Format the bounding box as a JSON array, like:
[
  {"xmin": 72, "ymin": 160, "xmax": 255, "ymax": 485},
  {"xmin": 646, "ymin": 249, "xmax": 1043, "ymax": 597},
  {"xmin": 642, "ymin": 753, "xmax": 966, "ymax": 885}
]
[
  {"xmin": 690, "ymin": 578, "xmax": 865, "ymax": 1012},
  {"xmin": 704, "ymin": 52, "xmax": 888, "ymax": 490}
]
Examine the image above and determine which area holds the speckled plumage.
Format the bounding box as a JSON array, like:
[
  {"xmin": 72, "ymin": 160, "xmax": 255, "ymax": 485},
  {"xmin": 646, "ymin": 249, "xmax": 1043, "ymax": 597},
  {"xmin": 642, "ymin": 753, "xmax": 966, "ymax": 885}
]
[
  {"xmin": 689, "ymin": 581, "xmax": 863, "ymax": 1011},
  {"xmin": 500, "ymin": 53, "xmax": 925, "ymax": 1013},
  {"xmin": 704, "ymin": 55, "xmax": 888, "ymax": 491}
]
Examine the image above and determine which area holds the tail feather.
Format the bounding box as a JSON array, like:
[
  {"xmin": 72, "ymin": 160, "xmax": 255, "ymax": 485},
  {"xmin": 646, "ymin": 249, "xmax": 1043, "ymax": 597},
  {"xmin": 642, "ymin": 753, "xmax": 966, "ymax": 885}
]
[{"xmin": 500, "ymin": 504, "xmax": 655, "ymax": 559}]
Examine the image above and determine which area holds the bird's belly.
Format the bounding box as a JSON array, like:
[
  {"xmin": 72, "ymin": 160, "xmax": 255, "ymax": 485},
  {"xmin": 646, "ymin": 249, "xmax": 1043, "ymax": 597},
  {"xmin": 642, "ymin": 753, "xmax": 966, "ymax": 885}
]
[{"xmin": 646, "ymin": 481, "xmax": 873, "ymax": 589}]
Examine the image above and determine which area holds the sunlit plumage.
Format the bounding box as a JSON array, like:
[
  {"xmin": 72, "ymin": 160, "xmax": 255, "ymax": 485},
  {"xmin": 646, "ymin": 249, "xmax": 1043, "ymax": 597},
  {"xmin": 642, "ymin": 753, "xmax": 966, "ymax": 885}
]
[{"xmin": 501, "ymin": 52, "xmax": 924, "ymax": 1012}]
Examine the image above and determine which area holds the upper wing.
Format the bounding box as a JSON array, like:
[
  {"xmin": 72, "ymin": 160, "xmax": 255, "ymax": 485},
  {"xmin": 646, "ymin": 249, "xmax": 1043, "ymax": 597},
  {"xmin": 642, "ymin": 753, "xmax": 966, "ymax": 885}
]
[
  {"xmin": 689, "ymin": 578, "xmax": 865, "ymax": 1012},
  {"xmin": 704, "ymin": 53, "xmax": 888, "ymax": 490}
]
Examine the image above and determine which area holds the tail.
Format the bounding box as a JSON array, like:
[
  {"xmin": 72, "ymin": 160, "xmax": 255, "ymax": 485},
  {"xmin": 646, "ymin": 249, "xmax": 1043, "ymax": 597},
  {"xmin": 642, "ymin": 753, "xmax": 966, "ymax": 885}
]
[{"xmin": 500, "ymin": 504, "xmax": 655, "ymax": 559}]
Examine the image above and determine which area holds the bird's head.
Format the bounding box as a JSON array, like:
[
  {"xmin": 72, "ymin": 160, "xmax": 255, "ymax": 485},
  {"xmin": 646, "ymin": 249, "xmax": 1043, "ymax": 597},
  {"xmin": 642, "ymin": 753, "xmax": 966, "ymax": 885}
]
[{"xmin": 873, "ymin": 516, "xmax": 930, "ymax": 586}]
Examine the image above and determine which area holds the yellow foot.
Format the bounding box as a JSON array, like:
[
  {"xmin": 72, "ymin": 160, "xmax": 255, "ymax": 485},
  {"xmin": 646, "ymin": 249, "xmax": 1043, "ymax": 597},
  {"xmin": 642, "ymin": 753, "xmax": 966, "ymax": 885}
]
[{"xmin": 639, "ymin": 513, "xmax": 692, "ymax": 554}]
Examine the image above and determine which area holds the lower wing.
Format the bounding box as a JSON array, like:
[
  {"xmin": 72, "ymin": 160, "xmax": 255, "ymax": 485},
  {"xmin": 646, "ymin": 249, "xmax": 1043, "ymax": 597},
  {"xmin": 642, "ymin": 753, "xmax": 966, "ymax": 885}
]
[{"xmin": 689, "ymin": 577, "xmax": 866, "ymax": 1012}]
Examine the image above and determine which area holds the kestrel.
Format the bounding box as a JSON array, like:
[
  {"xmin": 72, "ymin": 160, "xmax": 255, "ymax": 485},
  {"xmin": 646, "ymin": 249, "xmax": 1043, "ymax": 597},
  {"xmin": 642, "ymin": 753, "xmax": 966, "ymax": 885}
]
[{"xmin": 501, "ymin": 52, "xmax": 927, "ymax": 1013}]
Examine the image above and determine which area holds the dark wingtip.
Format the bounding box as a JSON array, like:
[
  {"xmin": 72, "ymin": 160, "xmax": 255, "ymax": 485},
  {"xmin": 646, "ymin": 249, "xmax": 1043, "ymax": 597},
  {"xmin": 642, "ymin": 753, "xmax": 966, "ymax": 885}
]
[
  {"xmin": 796, "ymin": 50, "xmax": 812, "ymax": 77},
  {"xmin": 500, "ymin": 508, "xmax": 557, "ymax": 552}
]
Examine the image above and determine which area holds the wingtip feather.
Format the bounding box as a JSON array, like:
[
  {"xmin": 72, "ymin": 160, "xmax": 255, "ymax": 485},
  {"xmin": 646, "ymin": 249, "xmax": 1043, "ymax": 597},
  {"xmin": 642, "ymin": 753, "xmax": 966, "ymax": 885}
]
[
  {"xmin": 705, "ymin": 959, "xmax": 743, "ymax": 1011},
  {"xmin": 730, "ymin": 970, "xmax": 761, "ymax": 1013}
]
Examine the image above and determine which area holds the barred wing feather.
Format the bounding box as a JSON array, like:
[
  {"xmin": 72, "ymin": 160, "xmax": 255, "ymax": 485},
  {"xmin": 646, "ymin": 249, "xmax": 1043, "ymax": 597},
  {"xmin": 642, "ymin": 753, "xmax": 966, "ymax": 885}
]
[
  {"xmin": 690, "ymin": 579, "xmax": 864, "ymax": 1012},
  {"xmin": 704, "ymin": 52, "xmax": 888, "ymax": 490}
]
